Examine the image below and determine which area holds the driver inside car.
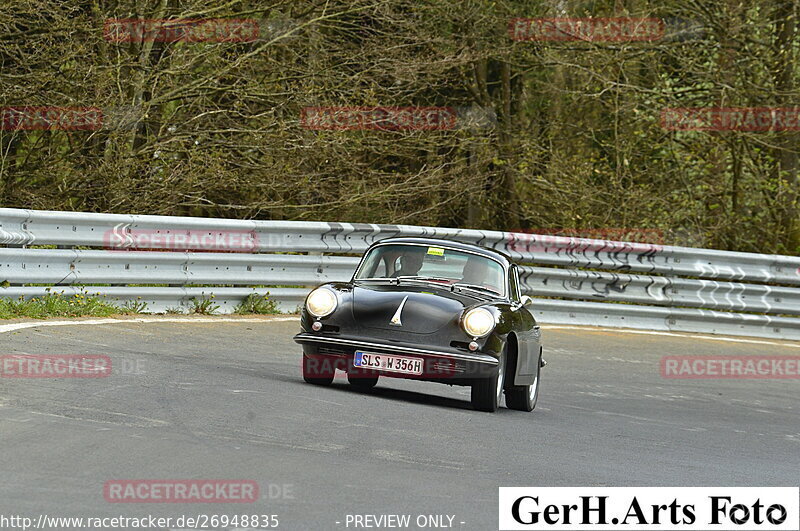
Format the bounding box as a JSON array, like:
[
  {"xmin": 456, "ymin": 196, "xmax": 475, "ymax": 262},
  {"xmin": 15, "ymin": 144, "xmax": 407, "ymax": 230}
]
[
  {"xmin": 460, "ymin": 256, "xmax": 490, "ymax": 286},
  {"xmin": 391, "ymin": 250, "xmax": 424, "ymax": 277}
]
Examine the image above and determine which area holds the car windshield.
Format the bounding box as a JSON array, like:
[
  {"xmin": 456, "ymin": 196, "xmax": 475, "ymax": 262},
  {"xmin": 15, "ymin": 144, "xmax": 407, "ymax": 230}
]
[{"xmin": 354, "ymin": 243, "xmax": 506, "ymax": 296}]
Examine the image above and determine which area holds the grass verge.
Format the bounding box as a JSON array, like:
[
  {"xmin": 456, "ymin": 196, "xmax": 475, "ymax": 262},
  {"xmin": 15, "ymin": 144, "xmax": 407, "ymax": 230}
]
[
  {"xmin": 0, "ymin": 291, "xmax": 129, "ymax": 319},
  {"xmin": 0, "ymin": 290, "xmax": 282, "ymax": 319}
]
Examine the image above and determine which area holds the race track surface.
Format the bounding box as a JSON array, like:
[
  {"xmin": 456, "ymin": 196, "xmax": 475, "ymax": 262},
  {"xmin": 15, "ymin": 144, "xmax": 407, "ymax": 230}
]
[{"xmin": 1, "ymin": 317, "xmax": 798, "ymax": 530}]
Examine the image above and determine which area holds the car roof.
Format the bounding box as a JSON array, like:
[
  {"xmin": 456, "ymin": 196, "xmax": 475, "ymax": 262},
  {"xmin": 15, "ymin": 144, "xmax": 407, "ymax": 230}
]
[{"xmin": 369, "ymin": 237, "xmax": 513, "ymax": 265}]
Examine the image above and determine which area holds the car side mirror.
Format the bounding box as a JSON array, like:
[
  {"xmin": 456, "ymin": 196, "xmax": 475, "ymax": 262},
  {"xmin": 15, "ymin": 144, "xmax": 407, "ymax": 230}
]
[{"xmin": 521, "ymin": 295, "xmax": 533, "ymax": 308}]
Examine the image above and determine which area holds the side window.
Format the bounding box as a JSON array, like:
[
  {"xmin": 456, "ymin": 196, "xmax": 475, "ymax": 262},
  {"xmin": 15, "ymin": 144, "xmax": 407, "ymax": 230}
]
[
  {"xmin": 509, "ymin": 265, "xmax": 521, "ymax": 302},
  {"xmin": 373, "ymin": 256, "xmax": 387, "ymax": 277}
]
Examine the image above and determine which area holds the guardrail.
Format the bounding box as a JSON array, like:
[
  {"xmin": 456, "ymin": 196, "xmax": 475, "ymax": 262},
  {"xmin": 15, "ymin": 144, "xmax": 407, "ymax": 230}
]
[{"xmin": 1, "ymin": 208, "xmax": 799, "ymax": 340}]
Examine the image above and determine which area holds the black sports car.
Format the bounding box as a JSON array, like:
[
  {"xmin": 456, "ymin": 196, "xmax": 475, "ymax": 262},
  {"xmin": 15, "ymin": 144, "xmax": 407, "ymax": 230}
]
[{"xmin": 293, "ymin": 237, "xmax": 544, "ymax": 412}]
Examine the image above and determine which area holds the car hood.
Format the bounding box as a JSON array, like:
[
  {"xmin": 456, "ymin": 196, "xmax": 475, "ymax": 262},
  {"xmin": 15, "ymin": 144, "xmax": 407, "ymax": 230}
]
[{"xmin": 351, "ymin": 283, "xmax": 480, "ymax": 334}]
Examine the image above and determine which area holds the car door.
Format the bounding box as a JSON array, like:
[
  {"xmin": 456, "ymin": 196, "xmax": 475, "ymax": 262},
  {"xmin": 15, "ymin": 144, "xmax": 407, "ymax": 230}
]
[{"xmin": 509, "ymin": 264, "xmax": 540, "ymax": 385}]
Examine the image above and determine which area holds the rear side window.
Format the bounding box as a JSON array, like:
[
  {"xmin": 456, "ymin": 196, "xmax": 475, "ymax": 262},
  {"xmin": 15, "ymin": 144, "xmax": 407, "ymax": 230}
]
[{"xmin": 509, "ymin": 265, "xmax": 521, "ymax": 302}]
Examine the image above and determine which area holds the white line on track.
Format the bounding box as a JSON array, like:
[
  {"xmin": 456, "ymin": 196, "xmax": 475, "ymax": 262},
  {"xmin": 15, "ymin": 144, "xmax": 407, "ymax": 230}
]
[
  {"xmin": 0, "ymin": 316, "xmax": 297, "ymax": 335},
  {"xmin": 544, "ymin": 325, "xmax": 800, "ymax": 349},
  {"xmin": 0, "ymin": 316, "xmax": 797, "ymax": 349}
]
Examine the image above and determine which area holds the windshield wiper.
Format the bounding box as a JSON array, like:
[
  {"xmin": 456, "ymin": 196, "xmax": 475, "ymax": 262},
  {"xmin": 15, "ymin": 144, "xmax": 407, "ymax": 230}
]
[
  {"xmin": 452, "ymin": 283, "xmax": 501, "ymax": 297},
  {"xmin": 355, "ymin": 277, "xmax": 393, "ymax": 282},
  {"xmin": 355, "ymin": 276, "xmax": 451, "ymax": 286},
  {"xmin": 357, "ymin": 277, "xmax": 501, "ymax": 296},
  {"xmin": 397, "ymin": 275, "xmax": 453, "ymax": 284}
]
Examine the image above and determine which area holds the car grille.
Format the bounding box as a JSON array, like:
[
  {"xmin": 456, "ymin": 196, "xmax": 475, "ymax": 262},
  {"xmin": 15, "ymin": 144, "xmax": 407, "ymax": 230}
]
[
  {"xmin": 318, "ymin": 346, "xmax": 348, "ymax": 356},
  {"xmin": 430, "ymin": 360, "xmax": 466, "ymax": 374}
]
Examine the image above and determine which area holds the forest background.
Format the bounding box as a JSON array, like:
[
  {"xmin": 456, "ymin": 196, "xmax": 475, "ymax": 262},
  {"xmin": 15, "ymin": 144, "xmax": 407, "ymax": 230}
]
[{"xmin": 1, "ymin": 0, "xmax": 798, "ymax": 255}]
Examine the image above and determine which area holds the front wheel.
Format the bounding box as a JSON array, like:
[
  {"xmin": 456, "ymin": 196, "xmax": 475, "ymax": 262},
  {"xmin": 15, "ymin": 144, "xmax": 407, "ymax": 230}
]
[
  {"xmin": 347, "ymin": 371, "xmax": 379, "ymax": 390},
  {"xmin": 505, "ymin": 351, "xmax": 542, "ymax": 412},
  {"xmin": 471, "ymin": 348, "xmax": 505, "ymax": 412},
  {"xmin": 302, "ymin": 354, "xmax": 335, "ymax": 385}
]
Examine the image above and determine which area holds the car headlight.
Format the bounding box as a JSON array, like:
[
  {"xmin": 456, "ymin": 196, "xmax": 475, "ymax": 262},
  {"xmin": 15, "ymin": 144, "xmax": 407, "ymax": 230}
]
[
  {"xmin": 306, "ymin": 287, "xmax": 337, "ymax": 318},
  {"xmin": 462, "ymin": 307, "xmax": 496, "ymax": 338}
]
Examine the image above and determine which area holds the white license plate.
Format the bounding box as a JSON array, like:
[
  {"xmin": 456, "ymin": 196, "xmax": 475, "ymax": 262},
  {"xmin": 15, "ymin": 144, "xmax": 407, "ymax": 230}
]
[{"xmin": 354, "ymin": 351, "xmax": 423, "ymax": 375}]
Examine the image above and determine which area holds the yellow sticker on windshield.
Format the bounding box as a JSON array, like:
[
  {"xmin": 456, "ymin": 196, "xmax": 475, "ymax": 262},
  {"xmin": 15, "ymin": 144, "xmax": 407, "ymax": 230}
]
[{"xmin": 427, "ymin": 246, "xmax": 445, "ymax": 256}]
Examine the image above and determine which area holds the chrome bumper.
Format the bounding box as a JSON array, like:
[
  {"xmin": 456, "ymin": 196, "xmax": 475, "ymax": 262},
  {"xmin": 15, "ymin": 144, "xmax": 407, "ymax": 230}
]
[{"xmin": 293, "ymin": 333, "xmax": 498, "ymax": 366}]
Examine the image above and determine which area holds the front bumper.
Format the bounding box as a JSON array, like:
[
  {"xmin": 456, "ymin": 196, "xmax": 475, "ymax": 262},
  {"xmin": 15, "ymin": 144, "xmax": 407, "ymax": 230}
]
[{"xmin": 294, "ymin": 333, "xmax": 498, "ymax": 380}]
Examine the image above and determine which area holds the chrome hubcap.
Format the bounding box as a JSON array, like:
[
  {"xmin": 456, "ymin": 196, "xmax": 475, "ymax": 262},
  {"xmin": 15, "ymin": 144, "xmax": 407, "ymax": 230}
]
[
  {"xmin": 529, "ymin": 371, "xmax": 538, "ymax": 402},
  {"xmin": 528, "ymin": 357, "xmax": 541, "ymax": 402}
]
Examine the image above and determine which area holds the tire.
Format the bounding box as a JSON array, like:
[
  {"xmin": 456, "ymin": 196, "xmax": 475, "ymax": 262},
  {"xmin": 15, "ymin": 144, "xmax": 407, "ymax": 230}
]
[
  {"xmin": 302, "ymin": 353, "xmax": 335, "ymax": 385},
  {"xmin": 505, "ymin": 351, "xmax": 542, "ymax": 412},
  {"xmin": 471, "ymin": 347, "xmax": 506, "ymax": 412},
  {"xmin": 347, "ymin": 371, "xmax": 379, "ymax": 390}
]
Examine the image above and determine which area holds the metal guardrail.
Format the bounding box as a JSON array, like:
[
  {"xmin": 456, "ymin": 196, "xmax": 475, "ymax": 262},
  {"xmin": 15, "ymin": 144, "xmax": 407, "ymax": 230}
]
[
  {"xmin": 1, "ymin": 208, "xmax": 799, "ymax": 340},
  {"xmin": 519, "ymin": 266, "xmax": 800, "ymax": 314}
]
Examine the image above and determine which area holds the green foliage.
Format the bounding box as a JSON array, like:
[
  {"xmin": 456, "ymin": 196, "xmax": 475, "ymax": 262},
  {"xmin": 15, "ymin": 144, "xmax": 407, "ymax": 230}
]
[
  {"xmin": 0, "ymin": 291, "xmax": 121, "ymax": 319},
  {"xmin": 120, "ymin": 299, "xmax": 149, "ymax": 313},
  {"xmin": 234, "ymin": 293, "xmax": 280, "ymax": 315},
  {"xmin": 189, "ymin": 296, "xmax": 219, "ymax": 315}
]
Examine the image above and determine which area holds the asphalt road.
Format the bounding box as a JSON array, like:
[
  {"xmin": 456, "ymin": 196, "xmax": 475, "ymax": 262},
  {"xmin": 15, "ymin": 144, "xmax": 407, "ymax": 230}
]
[{"xmin": 0, "ymin": 316, "xmax": 798, "ymax": 531}]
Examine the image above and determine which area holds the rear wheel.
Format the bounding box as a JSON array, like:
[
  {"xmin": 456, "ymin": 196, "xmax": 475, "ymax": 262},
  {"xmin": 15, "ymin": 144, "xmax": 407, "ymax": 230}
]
[
  {"xmin": 505, "ymin": 351, "xmax": 542, "ymax": 412},
  {"xmin": 471, "ymin": 348, "xmax": 505, "ymax": 412},
  {"xmin": 302, "ymin": 354, "xmax": 335, "ymax": 385}
]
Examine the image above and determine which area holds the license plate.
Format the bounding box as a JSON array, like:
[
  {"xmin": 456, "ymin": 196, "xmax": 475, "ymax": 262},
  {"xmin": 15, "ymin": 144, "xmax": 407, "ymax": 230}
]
[{"xmin": 353, "ymin": 351, "xmax": 423, "ymax": 375}]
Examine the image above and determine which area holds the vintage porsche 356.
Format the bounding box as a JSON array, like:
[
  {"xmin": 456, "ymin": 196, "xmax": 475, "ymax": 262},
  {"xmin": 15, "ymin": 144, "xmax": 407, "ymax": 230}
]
[{"xmin": 294, "ymin": 237, "xmax": 545, "ymax": 412}]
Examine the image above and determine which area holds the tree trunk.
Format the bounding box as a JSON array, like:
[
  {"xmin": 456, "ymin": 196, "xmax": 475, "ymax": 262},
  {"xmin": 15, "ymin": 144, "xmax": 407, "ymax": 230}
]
[{"xmin": 773, "ymin": 0, "xmax": 799, "ymax": 251}]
